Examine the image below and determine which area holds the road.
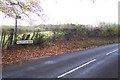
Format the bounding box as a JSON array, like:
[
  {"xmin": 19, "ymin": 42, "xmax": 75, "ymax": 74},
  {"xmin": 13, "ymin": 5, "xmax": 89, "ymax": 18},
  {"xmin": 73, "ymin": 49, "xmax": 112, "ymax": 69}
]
[{"xmin": 2, "ymin": 43, "xmax": 119, "ymax": 78}]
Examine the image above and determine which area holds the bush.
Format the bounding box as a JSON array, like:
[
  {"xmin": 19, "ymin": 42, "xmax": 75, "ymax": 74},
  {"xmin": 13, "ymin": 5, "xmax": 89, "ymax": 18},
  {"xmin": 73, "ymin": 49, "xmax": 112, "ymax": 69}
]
[
  {"xmin": 33, "ymin": 34, "xmax": 45, "ymax": 45},
  {"xmin": 64, "ymin": 32, "xmax": 71, "ymax": 40}
]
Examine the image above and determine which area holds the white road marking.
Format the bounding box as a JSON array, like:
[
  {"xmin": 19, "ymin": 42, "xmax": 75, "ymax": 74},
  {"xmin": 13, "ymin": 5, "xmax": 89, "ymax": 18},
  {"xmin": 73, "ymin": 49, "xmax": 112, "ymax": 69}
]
[
  {"xmin": 57, "ymin": 49, "xmax": 119, "ymax": 78},
  {"xmin": 57, "ymin": 59, "xmax": 96, "ymax": 78},
  {"xmin": 44, "ymin": 61, "xmax": 55, "ymax": 64},
  {"xmin": 106, "ymin": 49, "xmax": 118, "ymax": 55}
]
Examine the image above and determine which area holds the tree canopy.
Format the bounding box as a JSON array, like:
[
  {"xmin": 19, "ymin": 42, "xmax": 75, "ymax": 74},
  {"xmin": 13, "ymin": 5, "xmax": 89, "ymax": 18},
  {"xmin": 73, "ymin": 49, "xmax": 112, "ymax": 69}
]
[
  {"xmin": 0, "ymin": 0, "xmax": 95, "ymax": 21},
  {"xmin": 0, "ymin": 0, "xmax": 42, "ymax": 18}
]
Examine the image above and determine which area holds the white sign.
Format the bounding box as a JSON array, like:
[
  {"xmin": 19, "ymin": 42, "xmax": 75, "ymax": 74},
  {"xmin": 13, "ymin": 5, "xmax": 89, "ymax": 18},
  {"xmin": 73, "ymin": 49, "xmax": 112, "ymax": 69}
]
[{"xmin": 17, "ymin": 40, "xmax": 33, "ymax": 44}]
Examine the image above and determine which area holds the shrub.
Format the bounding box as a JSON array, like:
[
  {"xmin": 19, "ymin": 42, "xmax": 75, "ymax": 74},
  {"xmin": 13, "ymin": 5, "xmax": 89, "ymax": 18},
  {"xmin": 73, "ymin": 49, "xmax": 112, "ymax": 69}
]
[{"xmin": 33, "ymin": 34, "xmax": 45, "ymax": 45}]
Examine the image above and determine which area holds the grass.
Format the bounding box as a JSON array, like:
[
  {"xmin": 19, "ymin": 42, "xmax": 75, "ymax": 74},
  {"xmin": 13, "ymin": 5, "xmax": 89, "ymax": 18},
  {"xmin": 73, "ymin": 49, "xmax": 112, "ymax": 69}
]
[
  {"xmin": 16, "ymin": 31, "xmax": 60, "ymax": 40},
  {"xmin": 1, "ymin": 30, "xmax": 64, "ymax": 46}
]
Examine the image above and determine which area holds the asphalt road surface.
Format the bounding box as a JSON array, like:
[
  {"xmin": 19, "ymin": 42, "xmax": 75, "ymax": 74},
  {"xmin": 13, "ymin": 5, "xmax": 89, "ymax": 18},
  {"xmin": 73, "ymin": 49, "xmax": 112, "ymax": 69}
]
[{"xmin": 2, "ymin": 43, "xmax": 119, "ymax": 78}]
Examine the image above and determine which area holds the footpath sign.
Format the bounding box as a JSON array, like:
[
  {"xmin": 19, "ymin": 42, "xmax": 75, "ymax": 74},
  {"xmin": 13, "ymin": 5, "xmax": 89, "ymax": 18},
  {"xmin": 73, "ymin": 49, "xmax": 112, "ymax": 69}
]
[{"xmin": 17, "ymin": 40, "xmax": 33, "ymax": 44}]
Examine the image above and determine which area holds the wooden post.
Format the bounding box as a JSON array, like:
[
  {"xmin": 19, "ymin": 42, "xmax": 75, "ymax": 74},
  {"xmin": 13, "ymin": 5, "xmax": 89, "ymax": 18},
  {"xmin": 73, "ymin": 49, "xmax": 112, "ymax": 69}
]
[{"xmin": 14, "ymin": 16, "xmax": 17, "ymax": 44}]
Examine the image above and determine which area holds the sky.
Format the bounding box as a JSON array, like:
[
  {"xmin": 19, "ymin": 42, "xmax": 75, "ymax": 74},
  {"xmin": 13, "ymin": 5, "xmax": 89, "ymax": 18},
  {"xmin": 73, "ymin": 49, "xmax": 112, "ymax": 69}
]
[{"xmin": 0, "ymin": 0, "xmax": 120, "ymax": 26}]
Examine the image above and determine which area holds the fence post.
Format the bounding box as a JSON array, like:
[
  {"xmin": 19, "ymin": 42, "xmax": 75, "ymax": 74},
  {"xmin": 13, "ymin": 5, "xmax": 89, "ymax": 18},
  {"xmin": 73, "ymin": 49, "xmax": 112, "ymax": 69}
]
[{"xmin": 8, "ymin": 29, "xmax": 14, "ymax": 46}]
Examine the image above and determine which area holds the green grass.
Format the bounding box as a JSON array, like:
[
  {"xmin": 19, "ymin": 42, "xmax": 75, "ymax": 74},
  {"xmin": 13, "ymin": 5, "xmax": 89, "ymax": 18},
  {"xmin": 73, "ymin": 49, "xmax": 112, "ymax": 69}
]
[
  {"xmin": 1, "ymin": 30, "xmax": 64, "ymax": 46},
  {"xmin": 17, "ymin": 31, "xmax": 55, "ymax": 39}
]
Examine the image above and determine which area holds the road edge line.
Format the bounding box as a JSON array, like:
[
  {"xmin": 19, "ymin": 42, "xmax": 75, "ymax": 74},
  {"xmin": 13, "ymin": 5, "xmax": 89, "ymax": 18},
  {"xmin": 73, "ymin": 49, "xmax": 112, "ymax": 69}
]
[{"xmin": 57, "ymin": 59, "xmax": 96, "ymax": 78}]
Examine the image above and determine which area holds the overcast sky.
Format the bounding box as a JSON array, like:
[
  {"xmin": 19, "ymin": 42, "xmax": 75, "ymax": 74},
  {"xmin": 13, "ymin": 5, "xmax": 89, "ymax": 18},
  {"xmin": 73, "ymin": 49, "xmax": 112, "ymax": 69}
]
[{"xmin": 0, "ymin": 0, "xmax": 120, "ymax": 26}]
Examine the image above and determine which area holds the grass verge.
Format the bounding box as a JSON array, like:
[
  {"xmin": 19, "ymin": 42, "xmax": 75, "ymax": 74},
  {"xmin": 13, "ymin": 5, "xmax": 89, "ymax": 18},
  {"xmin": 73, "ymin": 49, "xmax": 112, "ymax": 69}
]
[{"xmin": 2, "ymin": 37, "xmax": 118, "ymax": 65}]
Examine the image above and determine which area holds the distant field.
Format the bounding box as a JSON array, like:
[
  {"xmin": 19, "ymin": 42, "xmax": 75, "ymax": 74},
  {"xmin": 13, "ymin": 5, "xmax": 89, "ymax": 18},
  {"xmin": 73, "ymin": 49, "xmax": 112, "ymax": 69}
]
[
  {"xmin": 1, "ymin": 26, "xmax": 39, "ymax": 35},
  {"xmin": 1, "ymin": 25, "xmax": 35, "ymax": 30},
  {"xmin": 1, "ymin": 25, "xmax": 63, "ymax": 36},
  {"xmin": 1, "ymin": 26, "xmax": 64, "ymax": 46}
]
